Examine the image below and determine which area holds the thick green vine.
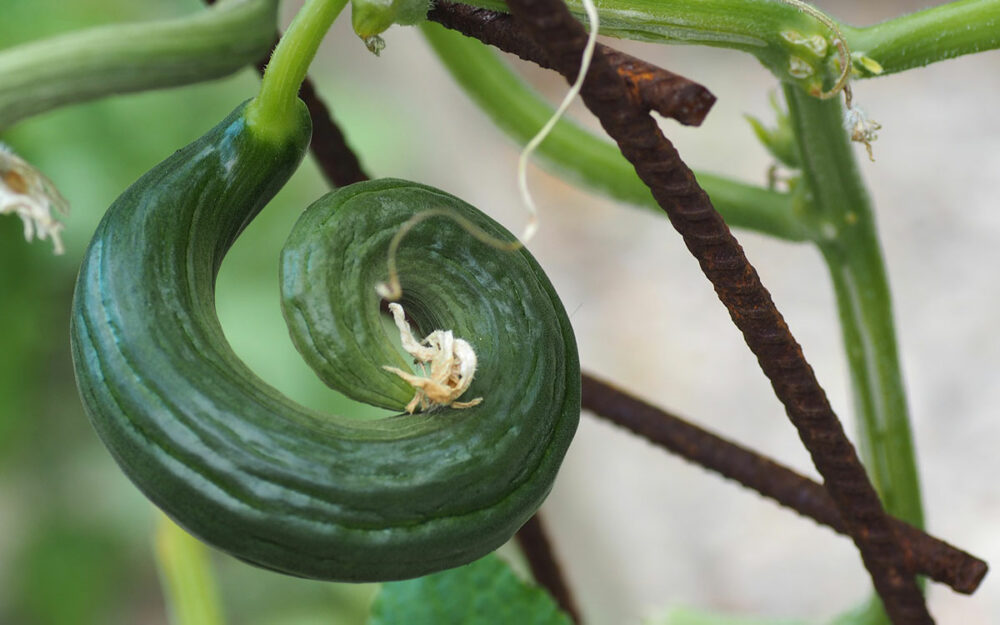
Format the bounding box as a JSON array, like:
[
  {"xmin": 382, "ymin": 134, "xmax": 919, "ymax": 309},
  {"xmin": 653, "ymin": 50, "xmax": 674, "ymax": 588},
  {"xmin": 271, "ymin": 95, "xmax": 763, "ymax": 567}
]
[
  {"xmin": 782, "ymin": 85, "xmax": 924, "ymax": 531},
  {"xmin": 0, "ymin": 0, "xmax": 278, "ymax": 132},
  {"xmin": 453, "ymin": 0, "xmax": 1000, "ymax": 89}
]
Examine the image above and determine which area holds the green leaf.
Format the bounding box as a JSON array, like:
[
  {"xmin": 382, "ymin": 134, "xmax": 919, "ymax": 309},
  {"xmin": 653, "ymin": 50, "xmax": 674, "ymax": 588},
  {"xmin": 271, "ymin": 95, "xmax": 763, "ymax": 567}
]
[
  {"xmin": 9, "ymin": 520, "xmax": 127, "ymax": 625},
  {"xmin": 0, "ymin": 219, "xmax": 58, "ymax": 459},
  {"xmin": 369, "ymin": 555, "xmax": 572, "ymax": 625},
  {"xmin": 745, "ymin": 93, "xmax": 800, "ymax": 169},
  {"xmin": 645, "ymin": 606, "xmax": 809, "ymax": 625}
]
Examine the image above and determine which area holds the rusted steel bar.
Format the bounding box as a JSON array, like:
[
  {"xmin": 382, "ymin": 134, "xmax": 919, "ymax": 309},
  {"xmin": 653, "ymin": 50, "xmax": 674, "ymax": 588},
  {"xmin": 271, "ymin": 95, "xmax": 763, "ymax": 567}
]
[
  {"xmin": 516, "ymin": 514, "xmax": 583, "ymax": 623},
  {"xmin": 296, "ymin": 77, "xmax": 369, "ymax": 186},
  {"xmin": 427, "ymin": 2, "xmax": 715, "ymax": 126},
  {"xmin": 581, "ymin": 373, "xmax": 988, "ymax": 595},
  {"xmin": 500, "ymin": 0, "xmax": 931, "ymax": 620}
]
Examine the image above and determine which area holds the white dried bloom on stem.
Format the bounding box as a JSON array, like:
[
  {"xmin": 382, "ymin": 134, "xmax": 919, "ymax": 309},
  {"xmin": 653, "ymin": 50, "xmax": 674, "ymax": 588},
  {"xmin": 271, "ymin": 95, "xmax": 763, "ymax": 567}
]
[
  {"xmin": 0, "ymin": 144, "xmax": 69, "ymax": 254},
  {"xmin": 844, "ymin": 104, "xmax": 881, "ymax": 162},
  {"xmin": 382, "ymin": 302, "xmax": 483, "ymax": 414}
]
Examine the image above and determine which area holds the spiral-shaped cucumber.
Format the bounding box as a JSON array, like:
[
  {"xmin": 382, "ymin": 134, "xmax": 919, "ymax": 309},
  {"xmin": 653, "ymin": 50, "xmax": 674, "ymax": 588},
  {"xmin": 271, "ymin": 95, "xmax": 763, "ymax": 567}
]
[{"xmin": 70, "ymin": 101, "xmax": 580, "ymax": 582}]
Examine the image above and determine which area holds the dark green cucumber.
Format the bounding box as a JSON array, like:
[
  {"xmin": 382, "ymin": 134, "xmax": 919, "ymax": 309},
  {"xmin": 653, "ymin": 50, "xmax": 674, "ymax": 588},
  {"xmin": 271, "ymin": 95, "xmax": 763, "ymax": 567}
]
[{"xmin": 70, "ymin": 100, "xmax": 580, "ymax": 582}]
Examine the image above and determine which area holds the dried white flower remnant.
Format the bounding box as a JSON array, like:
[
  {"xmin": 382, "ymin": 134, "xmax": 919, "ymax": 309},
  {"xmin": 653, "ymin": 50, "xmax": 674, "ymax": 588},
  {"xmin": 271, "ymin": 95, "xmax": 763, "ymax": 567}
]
[
  {"xmin": 382, "ymin": 302, "xmax": 483, "ymax": 414},
  {"xmin": 0, "ymin": 144, "xmax": 69, "ymax": 254},
  {"xmin": 844, "ymin": 105, "xmax": 881, "ymax": 162}
]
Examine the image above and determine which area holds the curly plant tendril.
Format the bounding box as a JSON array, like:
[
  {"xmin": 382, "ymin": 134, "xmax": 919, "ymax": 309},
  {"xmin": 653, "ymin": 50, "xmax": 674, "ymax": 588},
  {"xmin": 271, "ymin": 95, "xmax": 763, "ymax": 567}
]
[
  {"xmin": 375, "ymin": 207, "xmax": 525, "ymax": 300},
  {"xmin": 375, "ymin": 0, "xmax": 599, "ymax": 304},
  {"xmin": 773, "ymin": 0, "xmax": 884, "ymax": 159},
  {"xmin": 774, "ymin": 0, "xmax": 850, "ymax": 99},
  {"xmin": 69, "ymin": 0, "xmax": 579, "ymax": 582},
  {"xmin": 366, "ymin": 0, "xmax": 600, "ymax": 299}
]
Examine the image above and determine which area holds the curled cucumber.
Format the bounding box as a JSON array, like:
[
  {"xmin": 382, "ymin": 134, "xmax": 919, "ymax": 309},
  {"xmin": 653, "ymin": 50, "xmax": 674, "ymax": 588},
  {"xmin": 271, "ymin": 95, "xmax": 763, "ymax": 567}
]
[{"xmin": 71, "ymin": 100, "xmax": 580, "ymax": 582}]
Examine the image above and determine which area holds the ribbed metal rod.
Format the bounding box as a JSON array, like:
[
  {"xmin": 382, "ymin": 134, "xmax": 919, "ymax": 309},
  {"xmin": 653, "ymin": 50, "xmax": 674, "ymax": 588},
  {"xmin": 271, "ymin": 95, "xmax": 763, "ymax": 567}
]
[
  {"xmin": 500, "ymin": 0, "xmax": 932, "ymax": 620},
  {"xmin": 581, "ymin": 373, "xmax": 987, "ymax": 595},
  {"xmin": 516, "ymin": 514, "xmax": 583, "ymax": 623},
  {"xmin": 428, "ymin": 1, "xmax": 716, "ymax": 126}
]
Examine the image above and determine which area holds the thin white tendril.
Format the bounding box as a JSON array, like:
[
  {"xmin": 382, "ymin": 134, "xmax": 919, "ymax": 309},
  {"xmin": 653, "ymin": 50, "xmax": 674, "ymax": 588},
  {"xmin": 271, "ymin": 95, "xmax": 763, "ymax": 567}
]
[
  {"xmin": 515, "ymin": 0, "xmax": 600, "ymax": 243},
  {"xmin": 375, "ymin": 208, "xmax": 523, "ymax": 301},
  {"xmin": 377, "ymin": 0, "xmax": 600, "ymax": 301}
]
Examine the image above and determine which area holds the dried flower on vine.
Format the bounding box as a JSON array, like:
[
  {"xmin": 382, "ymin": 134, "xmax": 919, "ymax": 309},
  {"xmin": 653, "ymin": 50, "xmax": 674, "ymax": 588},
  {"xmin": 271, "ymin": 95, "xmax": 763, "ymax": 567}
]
[
  {"xmin": 0, "ymin": 144, "xmax": 69, "ymax": 254},
  {"xmin": 844, "ymin": 105, "xmax": 881, "ymax": 161}
]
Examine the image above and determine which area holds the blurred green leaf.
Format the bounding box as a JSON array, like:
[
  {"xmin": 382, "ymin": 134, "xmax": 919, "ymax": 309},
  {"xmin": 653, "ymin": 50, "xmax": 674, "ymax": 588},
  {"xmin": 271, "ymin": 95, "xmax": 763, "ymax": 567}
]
[
  {"xmin": 827, "ymin": 597, "xmax": 887, "ymax": 625},
  {"xmin": 370, "ymin": 555, "xmax": 572, "ymax": 625},
  {"xmin": 745, "ymin": 93, "xmax": 800, "ymax": 169},
  {"xmin": 2, "ymin": 3, "xmax": 483, "ymax": 625},
  {"xmin": 645, "ymin": 606, "xmax": 810, "ymax": 625},
  {"xmin": 8, "ymin": 520, "xmax": 128, "ymax": 625},
  {"xmin": 0, "ymin": 219, "xmax": 60, "ymax": 458}
]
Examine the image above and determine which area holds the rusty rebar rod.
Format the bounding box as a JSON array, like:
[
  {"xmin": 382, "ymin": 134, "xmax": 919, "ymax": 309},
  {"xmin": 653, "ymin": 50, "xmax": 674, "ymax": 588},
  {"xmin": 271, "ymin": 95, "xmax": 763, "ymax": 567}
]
[
  {"xmin": 427, "ymin": 2, "xmax": 715, "ymax": 127},
  {"xmin": 296, "ymin": 77, "xmax": 369, "ymax": 186},
  {"xmin": 581, "ymin": 373, "xmax": 988, "ymax": 595},
  {"xmin": 516, "ymin": 514, "xmax": 583, "ymax": 623},
  {"xmin": 500, "ymin": 0, "xmax": 930, "ymax": 620}
]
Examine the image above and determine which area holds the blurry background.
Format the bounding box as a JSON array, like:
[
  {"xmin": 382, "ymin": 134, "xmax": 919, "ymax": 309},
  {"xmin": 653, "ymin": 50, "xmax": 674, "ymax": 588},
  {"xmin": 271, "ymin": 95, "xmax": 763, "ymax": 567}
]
[{"xmin": 1, "ymin": 0, "xmax": 997, "ymax": 623}]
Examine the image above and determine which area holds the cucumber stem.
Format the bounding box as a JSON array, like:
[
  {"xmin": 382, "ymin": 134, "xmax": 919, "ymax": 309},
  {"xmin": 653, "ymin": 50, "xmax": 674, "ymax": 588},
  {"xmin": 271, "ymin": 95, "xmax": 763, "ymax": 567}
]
[
  {"xmin": 154, "ymin": 513, "xmax": 226, "ymax": 625},
  {"xmin": 247, "ymin": 0, "xmax": 348, "ymax": 139}
]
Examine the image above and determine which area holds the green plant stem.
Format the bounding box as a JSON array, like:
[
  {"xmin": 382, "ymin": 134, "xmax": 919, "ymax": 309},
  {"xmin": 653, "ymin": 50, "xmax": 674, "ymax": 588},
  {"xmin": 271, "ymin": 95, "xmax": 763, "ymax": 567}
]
[
  {"xmin": 0, "ymin": 0, "xmax": 278, "ymax": 132},
  {"xmin": 455, "ymin": 0, "xmax": 805, "ymax": 52},
  {"xmin": 454, "ymin": 0, "xmax": 1000, "ymax": 85},
  {"xmin": 783, "ymin": 84, "xmax": 924, "ymax": 529},
  {"xmin": 455, "ymin": 0, "xmax": 814, "ymax": 81},
  {"xmin": 783, "ymin": 83, "xmax": 925, "ymax": 622},
  {"xmin": 154, "ymin": 514, "xmax": 226, "ymax": 625},
  {"xmin": 843, "ymin": 0, "xmax": 1000, "ymax": 77},
  {"xmin": 247, "ymin": 0, "xmax": 348, "ymax": 140},
  {"xmin": 421, "ymin": 22, "xmax": 807, "ymax": 242},
  {"xmin": 3, "ymin": 0, "xmax": 995, "ymax": 136}
]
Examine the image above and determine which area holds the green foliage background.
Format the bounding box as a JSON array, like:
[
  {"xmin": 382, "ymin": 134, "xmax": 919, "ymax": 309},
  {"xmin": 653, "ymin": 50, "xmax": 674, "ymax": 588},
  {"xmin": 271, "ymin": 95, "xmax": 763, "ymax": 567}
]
[{"xmin": 0, "ymin": 1, "xmax": 392, "ymax": 623}]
